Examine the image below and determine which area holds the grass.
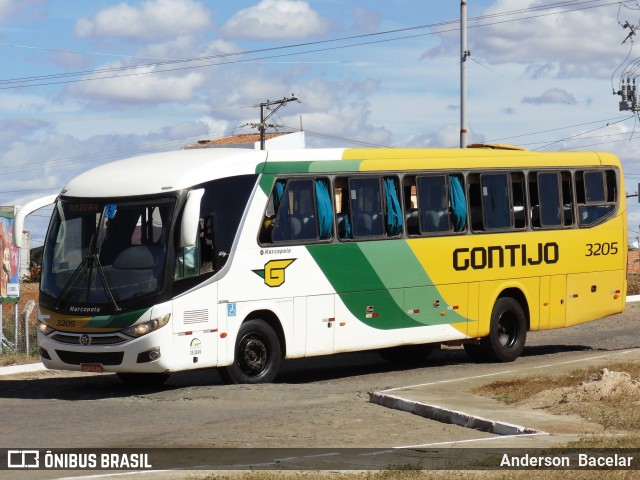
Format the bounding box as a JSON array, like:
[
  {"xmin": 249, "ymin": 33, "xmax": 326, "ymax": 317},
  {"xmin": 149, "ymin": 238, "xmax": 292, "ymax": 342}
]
[
  {"xmin": 185, "ymin": 468, "xmax": 640, "ymax": 480},
  {"xmin": 0, "ymin": 352, "xmax": 40, "ymax": 366}
]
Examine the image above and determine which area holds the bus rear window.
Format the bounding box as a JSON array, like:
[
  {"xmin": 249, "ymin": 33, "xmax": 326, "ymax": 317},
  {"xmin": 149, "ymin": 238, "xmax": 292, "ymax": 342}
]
[{"xmin": 576, "ymin": 169, "xmax": 617, "ymax": 226}]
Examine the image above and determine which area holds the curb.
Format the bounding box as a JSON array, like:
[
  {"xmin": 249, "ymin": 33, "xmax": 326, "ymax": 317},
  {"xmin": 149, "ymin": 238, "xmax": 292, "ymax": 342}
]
[
  {"xmin": 0, "ymin": 362, "xmax": 45, "ymax": 376},
  {"xmin": 369, "ymin": 392, "xmax": 546, "ymax": 437}
]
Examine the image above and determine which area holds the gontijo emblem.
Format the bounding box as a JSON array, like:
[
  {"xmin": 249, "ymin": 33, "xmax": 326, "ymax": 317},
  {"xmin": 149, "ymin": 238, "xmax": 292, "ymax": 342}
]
[{"xmin": 253, "ymin": 259, "xmax": 296, "ymax": 287}]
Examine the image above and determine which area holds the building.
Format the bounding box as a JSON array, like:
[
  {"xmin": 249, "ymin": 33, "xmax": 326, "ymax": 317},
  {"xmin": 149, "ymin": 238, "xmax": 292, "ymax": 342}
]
[
  {"xmin": 628, "ymin": 250, "xmax": 640, "ymax": 275},
  {"xmin": 183, "ymin": 131, "xmax": 305, "ymax": 150}
]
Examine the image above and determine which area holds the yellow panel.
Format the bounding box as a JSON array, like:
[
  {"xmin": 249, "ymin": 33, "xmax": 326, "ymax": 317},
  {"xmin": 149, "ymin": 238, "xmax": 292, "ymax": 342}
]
[
  {"xmin": 538, "ymin": 276, "xmax": 550, "ymax": 330},
  {"xmin": 548, "ymin": 275, "xmax": 567, "ymax": 329},
  {"xmin": 566, "ymin": 271, "xmax": 625, "ymax": 327},
  {"xmin": 340, "ymin": 148, "xmax": 619, "ymax": 172}
]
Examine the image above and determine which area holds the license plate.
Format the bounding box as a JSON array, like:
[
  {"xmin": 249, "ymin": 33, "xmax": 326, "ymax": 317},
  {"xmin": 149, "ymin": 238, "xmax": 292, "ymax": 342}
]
[{"xmin": 81, "ymin": 363, "xmax": 104, "ymax": 373}]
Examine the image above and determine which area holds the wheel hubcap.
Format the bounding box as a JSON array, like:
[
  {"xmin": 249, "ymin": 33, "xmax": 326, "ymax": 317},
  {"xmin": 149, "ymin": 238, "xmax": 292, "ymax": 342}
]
[
  {"xmin": 497, "ymin": 313, "xmax": 518, "ymax": 348},
  {"xmin": 239, "ymin": 335, "xmax": 268, "ymax": 374}
]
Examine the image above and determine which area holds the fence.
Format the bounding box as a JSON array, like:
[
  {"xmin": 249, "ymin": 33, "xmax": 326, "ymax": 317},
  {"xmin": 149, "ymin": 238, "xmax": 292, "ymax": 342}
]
[{"xmin": 0, "ymin": 300, "xmax": 37, "ymax": 357}]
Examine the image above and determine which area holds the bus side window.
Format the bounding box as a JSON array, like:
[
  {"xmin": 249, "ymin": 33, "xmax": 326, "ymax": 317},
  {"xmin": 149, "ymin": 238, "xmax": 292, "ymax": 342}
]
[
  {"xmin": 530, "ymin": 170, "xmax": 574, "ymax": 229},
  {"xmin": 449, "ymin": 175, "xmax": 467, "ymax": 232},
  {"xmin": 511, "ymin": 173, "xmax": 526, "ymax": 229},
  {"xmin": 481, "ymin": 173, "xmax": 511, "ymax": 229},
  {"xmin": 576, "ymin": 170, "xmax": 617, "ymax": 226},
  {"xmin": 176, "ymin": 174, "xmax": 258, "ymax": 281},
  {"xmin": 260, "ymin": 177, "xmax": 333, "ymax": 244},
  {"xmin": 403, "ymin": 176, "xmax": 420, "ymax": 236},
  {"xmin": 468, "ymin": 175, "xmax": 484, "ymax": 231},
  {"xmin": 259, "ymin": 179, "xmax": 286, "ymax": 244},
  {"xmin": 528, "ymin": 174, "xmax": 541, "ymax": 229},
  {"xmin": 383, "ymin": 176, "xmax": 403, "ymax": 237},
  {"xmin": 349, "ymin": 177, "xmax": 384, "ymax": 238},
  {"xmin": 561, "ymin": 171, "xmax": 574, "ymax": 226},
  {"xmin": 335, "ymin": 178, "xmax": 353, "ymax": 240},
  {"xmin": 417, "ymin": 175, "xmax": 449, "ymax": 233},
  {"xmin": 537, "ymin": 172, "xmax": 563, "ymax": 228},
  {"xmin": 470, "ymin": 172, "xmax": 523, "ymax": 231}
]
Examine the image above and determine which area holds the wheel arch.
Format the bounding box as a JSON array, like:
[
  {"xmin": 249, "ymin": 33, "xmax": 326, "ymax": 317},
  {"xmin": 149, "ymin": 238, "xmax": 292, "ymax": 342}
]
[{"xmin": 243, "ymin": 309, "xmax": 287, "ymax": 358}]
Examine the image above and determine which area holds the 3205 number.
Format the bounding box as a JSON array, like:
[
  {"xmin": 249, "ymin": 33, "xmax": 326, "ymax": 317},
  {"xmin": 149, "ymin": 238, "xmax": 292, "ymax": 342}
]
[{"xmin": 585, "ymin": 242, "xmax": 618, "ymax": 256}]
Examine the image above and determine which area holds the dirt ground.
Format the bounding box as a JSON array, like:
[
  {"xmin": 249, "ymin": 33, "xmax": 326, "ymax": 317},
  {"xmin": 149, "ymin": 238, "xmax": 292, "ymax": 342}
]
[{"xmin": 521, "ymin": 368, "xmax": 640, "ymax": 410}]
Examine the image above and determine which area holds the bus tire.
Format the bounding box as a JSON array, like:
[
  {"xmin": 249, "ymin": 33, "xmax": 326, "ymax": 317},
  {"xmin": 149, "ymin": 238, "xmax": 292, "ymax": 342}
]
[
  {"xmin": 480, "ymin": 297, "xmax": 527, "ymax": 362},
  {"xmin": 116, "ymin": 372, "xmax": 170, "ymax": 387},
  {"xmin": 223, "ymin": 319, "xmax": 281, "ymax": 384}
]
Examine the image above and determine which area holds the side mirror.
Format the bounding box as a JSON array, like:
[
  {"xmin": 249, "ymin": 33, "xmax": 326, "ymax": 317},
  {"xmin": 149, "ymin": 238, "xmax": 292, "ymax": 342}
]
[
  {"xmin": 179, "ymin": 189, "xmax": 204, "ymax": 248},
  {"xmin": 14, "ymin": 194, "xmax": 58, "ymax": 247}
]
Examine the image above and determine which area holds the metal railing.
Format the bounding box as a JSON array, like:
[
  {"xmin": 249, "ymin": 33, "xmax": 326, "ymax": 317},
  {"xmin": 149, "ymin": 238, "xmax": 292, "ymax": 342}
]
[{"xmin": 0, "ymin": 300, "xmax": 37, "ymax": 356}]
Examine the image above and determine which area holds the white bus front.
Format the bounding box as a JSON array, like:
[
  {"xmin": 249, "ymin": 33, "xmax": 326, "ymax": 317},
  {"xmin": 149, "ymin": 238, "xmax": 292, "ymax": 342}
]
[{"xmin": 34, "ymin": 172, "xmax": 259, "ymax": 385}]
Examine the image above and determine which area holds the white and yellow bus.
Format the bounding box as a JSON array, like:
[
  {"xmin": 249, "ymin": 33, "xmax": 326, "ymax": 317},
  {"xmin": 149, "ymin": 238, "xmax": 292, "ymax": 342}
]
[{"xmin": 15, "ymin": 145, "xmax": 627, "ymax": 385}]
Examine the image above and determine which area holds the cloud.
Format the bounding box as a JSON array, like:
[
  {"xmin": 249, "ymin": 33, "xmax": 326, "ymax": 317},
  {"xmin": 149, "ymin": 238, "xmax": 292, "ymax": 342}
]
[
  {"xmin": 522, "ymin": 88, "xmax": 577, "ymax": 105},
  {"xmin": 221, "ymin": 0, "xmax": 330, "ymax": 39},
  {"xmin": 286, "ymin": 78, "xmax": 391, "ymax": 147},
  {"xmin": 424, "ymin": 0, "xmax": 624, "ymax": 79},
  {"xmin": 68, "ymin": 66, "xmax": 205, "ymax": 106},
  {"xmin": 74, "ymin": 0, "xmax": 212, "ymax": 40},
  {"xmin": 0, "ymin": 119, "xmax": 50, "ymax": 145},
  {"xmin": 400, "ymin": 125, "xmax": 485, "ymax": 149},
  {"xmin": 350, "ymin": 6, "xmax": 380, "ymax": 32},
  {"xmin": 0, "ymin": 0, "xmax": 44, "ymax": 22}
]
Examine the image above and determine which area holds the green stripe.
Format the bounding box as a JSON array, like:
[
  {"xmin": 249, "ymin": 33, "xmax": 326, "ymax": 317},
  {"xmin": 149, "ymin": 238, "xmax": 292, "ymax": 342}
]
[
  {"xmin": 258, "ymin": 160, "xmax": 363, "ymax": 174},
  {"xmin": 256, "ymin": 160, "xmax": 364, "ymax": 195},
  {"xmin": 85, "ymin": 308, "xmax": 148, "ymax": 329},
  {"xmin": 307, "ymin": 241, "xmax": 467, "ymax": 330}
]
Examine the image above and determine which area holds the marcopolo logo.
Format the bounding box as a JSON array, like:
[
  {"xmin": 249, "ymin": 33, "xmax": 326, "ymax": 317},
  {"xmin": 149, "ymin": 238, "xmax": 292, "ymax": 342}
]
[{"xmin": 253, "ymin": 259, "xmax": 296, "ymax": 287}]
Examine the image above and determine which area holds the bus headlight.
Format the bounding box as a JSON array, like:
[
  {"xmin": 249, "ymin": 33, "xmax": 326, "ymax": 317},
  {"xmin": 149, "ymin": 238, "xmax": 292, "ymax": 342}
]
[
  {"xmin": 122, "ymin": 314, "xmax": 171, "ymax": 338},
  {"xmin": 36, "ymin": 321, "xmax": 55, "ymax": 335}
]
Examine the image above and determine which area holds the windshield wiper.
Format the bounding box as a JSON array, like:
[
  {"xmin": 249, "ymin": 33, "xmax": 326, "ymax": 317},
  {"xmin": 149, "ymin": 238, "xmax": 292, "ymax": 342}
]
[
  {"xmin": 54, "ymin": 206, "xmax": 121, "ymax": 312},
  {"xmin": 54, "ymin": 253, "xmax": 121, "ymax": 312}
]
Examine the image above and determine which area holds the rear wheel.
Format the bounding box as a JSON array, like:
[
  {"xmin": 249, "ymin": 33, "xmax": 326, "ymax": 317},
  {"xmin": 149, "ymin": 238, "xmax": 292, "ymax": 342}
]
[
  {"xmin": 222, "ymin": 319, "xmax": 281, "ymax": 384},
  {"xmin": 480, "ymin": 297, "xmax": 527, "ymax": 362}
]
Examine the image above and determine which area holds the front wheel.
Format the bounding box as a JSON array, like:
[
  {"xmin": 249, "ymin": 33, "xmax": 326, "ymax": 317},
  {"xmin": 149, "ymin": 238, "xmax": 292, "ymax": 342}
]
[
  {"xmin": 222, "ymin": 319, "xmax": 281, "ymax": 384},
  {"xmin": 480, "ymin": 297, "xmax": 527, "ymax": 362}
]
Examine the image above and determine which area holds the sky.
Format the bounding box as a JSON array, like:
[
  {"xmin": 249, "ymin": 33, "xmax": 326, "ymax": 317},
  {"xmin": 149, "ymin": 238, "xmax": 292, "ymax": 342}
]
[{"xmin": 2, "ymin": 0, "xmax": 640, "ymax": 245}]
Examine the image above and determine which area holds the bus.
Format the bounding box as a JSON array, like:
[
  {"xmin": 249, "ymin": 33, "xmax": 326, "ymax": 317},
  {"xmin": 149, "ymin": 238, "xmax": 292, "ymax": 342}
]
[{"xmin": 14, "ymin": 145, "xmax": 627, "ymax": 385}]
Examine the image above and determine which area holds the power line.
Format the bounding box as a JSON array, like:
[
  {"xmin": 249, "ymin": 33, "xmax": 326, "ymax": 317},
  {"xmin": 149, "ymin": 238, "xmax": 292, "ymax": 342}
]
[
  {"xmin": 0, "ymin": 0, "xmax": 629, "ymax": 90},
  {"xmin": 533, "ymin": 116, "xmax": 633, "ymax": 150}
]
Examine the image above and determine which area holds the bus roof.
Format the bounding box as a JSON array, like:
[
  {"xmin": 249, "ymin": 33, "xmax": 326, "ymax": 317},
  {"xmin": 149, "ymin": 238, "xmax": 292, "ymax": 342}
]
[{"xmin": 60, "ymin": 146, "xmax": 620, "ymax": 198}]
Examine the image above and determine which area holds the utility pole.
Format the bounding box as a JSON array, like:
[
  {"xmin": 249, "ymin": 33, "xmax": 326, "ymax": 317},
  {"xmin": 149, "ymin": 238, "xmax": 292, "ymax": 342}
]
[
  {"xmin": 460, "ymin": 0, "xmax": 470, "ymax": 148},
  {"xmin": 615, "ymin": 21, "xmax": 640, "ymax": 113},
  {"xmin": 248, "ymin": 95, "xmax": 299, "ymax": 150}
]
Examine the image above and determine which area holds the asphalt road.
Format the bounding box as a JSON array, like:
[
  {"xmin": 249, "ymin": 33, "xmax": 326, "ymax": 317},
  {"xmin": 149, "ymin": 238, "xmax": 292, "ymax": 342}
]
[{"xmin": 1, "ymin": 301, "xmax": 639, "ymax": 476}]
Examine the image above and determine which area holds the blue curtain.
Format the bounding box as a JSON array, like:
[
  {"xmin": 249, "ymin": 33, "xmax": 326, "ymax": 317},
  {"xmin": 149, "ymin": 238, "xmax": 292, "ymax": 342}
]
[
  {"xmin": 384, "ymin": 177, "xmax": 403, "ymax": 236},
  {"xmin": 449, "ymin": 176, "xmax": 467, "ymax": 232},
  {"xmin": 342, "ymin": 214, "xmax": 352, "ymax": 239},
  {"xmin": 314, "ymin": 179, "xmax": 333, "ymax": 240},
  {"xmin": 273, "ymin": 180, "xmax": 286, "ymax": 213}
]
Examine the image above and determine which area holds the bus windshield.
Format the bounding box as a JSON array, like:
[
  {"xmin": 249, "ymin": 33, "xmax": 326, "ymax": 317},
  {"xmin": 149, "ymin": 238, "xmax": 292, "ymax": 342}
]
[{"xmin": 41, "ymin": 197, "xmax": 176, "ymax": 311}]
